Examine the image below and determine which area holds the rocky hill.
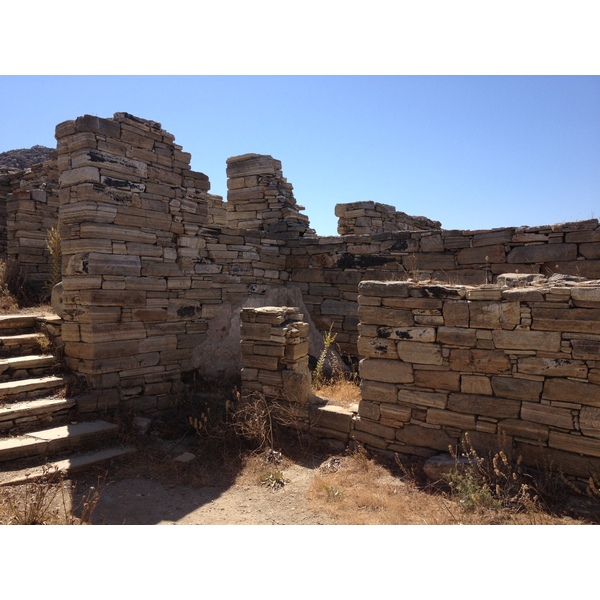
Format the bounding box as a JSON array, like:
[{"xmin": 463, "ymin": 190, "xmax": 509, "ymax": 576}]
[{"xmin": 0, "ymin": 145, "xmax": 54, "ymax": 169}]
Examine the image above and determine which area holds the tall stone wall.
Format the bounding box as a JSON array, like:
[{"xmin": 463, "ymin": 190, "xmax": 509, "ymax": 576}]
[
  {"xmin": 3, "ymin": 111, "xmax": 600, "ymax": 426},
  {"xmin": 5, "ymin": 156, "xmax": 59, "ymax": 296},
  {"xmin": 55, "ymin": 112, "xmax": 223, "ymax": 414},
  {"xmin": 355, "ymin": 275, "xmax": 600, "ymax": 480},
  {"xmin": 0, "ymin": 167, "xmax": 23, "ymax": 258}
]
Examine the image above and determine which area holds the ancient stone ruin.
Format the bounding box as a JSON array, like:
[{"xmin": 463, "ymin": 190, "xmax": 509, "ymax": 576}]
[{"xmin": 1, "ymin": 111, "xmax": 600, "ymax": 483}]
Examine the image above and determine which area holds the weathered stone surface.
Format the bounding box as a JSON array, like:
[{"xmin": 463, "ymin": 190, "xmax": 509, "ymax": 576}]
[
  {"xmin": 517, "ymin": 357, "xmax": 588, "ymax": 378},
  {"xmin": 449, "ymin": 349, "xmax": 511, "ymax": 374},
  {"xmin": 549, "ymin": 430, "xmax": 600, "ymax": 458},
  {"xmin": 532, "ymin": 307, "xmax": 600, "ymax": 334},
  {"xmin": 360, "ymin": 358, "xmax": 414, "ymax": 384},
  {"xmin": 414, "ymin": 369, "xmax": 461, "ymax": 391},
  {"xmin": 460, "ymin": 375, "xmax": 492, "ymax": 395},
  {"xmin": 448, "ymin": 393, "xmax": 520, "ymax": 419},
  {"xmin": 520, "ymin": 402, "xmax": 573, "ymax": 429},
  {"xmin": 542, "ymin": 379, "xmax": 600, "ymax": 406},
  {"xmin": 437, "ymin": 327, "xmax": 477, "ymax": 347},
  {"xmin": 398, "ymin": 388, "xmax": 448, "ymax": 409},
  {"xmin": 427, "ymin": 408, "xmax": 476, "ymax": 429},
  {"xmin": 580, "ymin": 407, "xmax": 600, "ymax": 439},
  {"xmin": 491, "ymin": 376, "xmax": 543, "ymax": 401},
  {"xmin": 396, "ymin": 341, "xmax": 443, "ymax": 365},
  {"xmin": 507, "ymin": 244, "xmax": 577, "ymax": 264},
  {"xmin": 395, "ymin": 423, "xmax": 458, "ymax": 452},
  {"xmin": 360, "ymin": 380, "xmax": 399, "ymax": 404},
  {"xmin": 469, "ymin": 301, "xmax": 520, "ymax": 330},
  {"xmin": 492, "ymin": 330, "xmax": 561, "ymax": 352}
]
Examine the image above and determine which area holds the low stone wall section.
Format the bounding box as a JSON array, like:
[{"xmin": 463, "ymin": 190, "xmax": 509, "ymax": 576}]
[{"xmin": 354, "ymin": 275, "xmax": 600, "ymax": 481}]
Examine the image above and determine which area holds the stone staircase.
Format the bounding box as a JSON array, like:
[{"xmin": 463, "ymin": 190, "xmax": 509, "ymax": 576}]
[{"xmin": 0, "ymin": 313, "xmax": 136, "ymax": 486}]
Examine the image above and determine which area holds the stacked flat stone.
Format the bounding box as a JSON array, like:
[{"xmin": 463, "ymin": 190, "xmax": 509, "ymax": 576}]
[
  {"xmin": 0, "ymin": 167, "xmax": 23, "ymax": 258},
  {"xmin": 226, "ymin": 154, "xmax": 314, "ymax": 237},
  {"xmin": 335, "ymin": 201, "xmax": 441, "ymax": 235},
  {"xmin": 240, "ymin": 306, "xmax": 310, "ymax": 403},
  {"xmin": 5, "ymin": 156, "xmax": 59, "ymax": 295},
  {"xmin": 55, "ymin": 112, "xmax": 219, "ymax": 415},
  {"xmin": 356, "ymin": 276, "xmax": 600, "ymax": 481}
]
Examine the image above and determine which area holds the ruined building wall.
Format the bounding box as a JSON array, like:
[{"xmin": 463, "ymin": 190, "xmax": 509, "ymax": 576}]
[
  {"xmin": 335, "ymin": 200, "xmax": 442, "ymax": 235},
  {"xmin": 5, "ymin": 156, "xmax": 60, "ymax": 295},
  {"xmin": 0, "ymin": 167, "xmax": 23, "ymax": 258},
  {"xmin": 355, "ymin": 276, "xmax": 600, "ymax": 480},
  {"xmin": 3, "ymin": 111, "xmax": 600, "ymax": 425}
]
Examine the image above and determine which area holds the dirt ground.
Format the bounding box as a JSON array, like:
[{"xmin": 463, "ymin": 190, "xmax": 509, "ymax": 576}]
[
  {"xmin": 80, "ymin": 458, "xmax": 335, "ymax": 525},
  {"xmin": 69, "ymin": 430, "xmax": 343, "ymax": 525}
]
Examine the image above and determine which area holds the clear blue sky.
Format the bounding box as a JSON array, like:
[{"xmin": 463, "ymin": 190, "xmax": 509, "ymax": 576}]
[{"xmin": 1, "ymin": 75, "xmax": 597, "ymax": 236}]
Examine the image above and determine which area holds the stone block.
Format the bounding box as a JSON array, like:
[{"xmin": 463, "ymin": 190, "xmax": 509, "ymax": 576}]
[
  {"xmin": 542, "ymin": 379, "xmax": 600, "ymax": 406},
  {"xmin": 427, "ymin": 408, "xmax": 476, "ymax": 429},
  {"xmin": 571, "ymin": 338, "xmax": 600, "ymax": 360},
  {"xmin": 395, "ymin": 423, "xmax": 458, "ymax": 452},
  {"xmin": 448, "ymin": 393, "xmax": 520, "ymax": 419},
  {"xmin": 517, "ymin": 357, "xmax": 588, "ymax": 378},
  {"xmin": 359, "ymin": 306, "xmax": 414, "ymax": 327},
  {"xmin": 461, "ymin": 375, "xmax": 492, "ymax": 395},
  {"xmin": 532, "ymin": 307, "xmax": 600, "ymax": 334},
  {"xmin": 507, "ymin": 244, "xmax": 577, "ymax": 264},
  {"xmin": 437, "ymin": 327, "xmax": 477, "ymax": 347},
  {"xmin": 469, "ymin": 301, "xmax": 520, "ymax": 330},
  {"xmin": 398, "ymin": 388, "xmax": 448, "ymax": 409},
  {"xmin": 457, "ymin": 244, "xmax": 506, "ymax": 265},
  {"xmin": 489, "ymin": 376, "xmax": 542, "ymax": 401},
  {"xmin": 492, "ymin": 330, "xmax": 561, "ymax": 352},
  {"xmin": 414, "ymin": 369, "xmax": 461, "ymax": 391},
  {"xmin": 357, "ymin": 336, "xmax": 398, "ymax": 358},
  {"xmin": 549, "ymin": 430, "xmax": 600, "ymax": 458},
  {"xmin": 449, "ymin": 349, "xmax": 511, "ymax": 374},
  {"xmin": 520, "ymin": 402, "xmax": 573, "ymax": 430},
  {"xmin": 498, "ymin": 419, "xmax": 549, "ymax": 442},
  {"xmin": 379, "ymin": 403, "xmax": 411, "ymax": 425},
  {"xmin": 580, "ymin": 407, "xmax": 600, "ymax": 439},
  {"xmin": 396, "ymin": 341, "xmax": 443, "ymax": 365},
  {"xmin": 359, "ymin": 358, "xmax": 413, "ymax": 384},
  {"xmin": 443, "ymin": 301, "xmax": 470, "ymax": 327},
  {"xmin": 360, "ymin": 380, "xmax": 399, "ymax": 404}
]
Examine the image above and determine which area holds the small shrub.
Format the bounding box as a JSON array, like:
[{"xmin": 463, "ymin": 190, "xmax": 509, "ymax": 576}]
[
  {"xmin": 260, "ymin": 470, "xmax": 289, "ymax": 490},
  {"xmin": 45, "ymin": 225, "xmax": 62, "ymax": 299},
  {"xmin": 445, "ymin": 433, "xmax": 540, "ymax": 515}
]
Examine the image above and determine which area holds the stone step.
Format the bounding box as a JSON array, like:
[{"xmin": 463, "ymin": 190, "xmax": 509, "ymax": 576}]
[
  {"xmin": 0, "ymin": 333, "xmax": 47, "ymax": 357},
  {"xmin": 0, "ymin": 446, "xmax": 137, "ymax": 486},
  {"xmin": 0, "ymin": 396, "xmax": 77, "ymax": 432},
  {"xmin": 0, "ymin": 354, "xmax": 57, "ymax": 381},
  {"xmin": 0, "ymin": 420, "xmax": 120, "ymax": 462},
  {"xmin": 0, "ymin": 375, "xmax": 66, "ymax": 402},
  {"xmin": 0, "ymin": 315, "xmax": 38, "ymax": 334}
]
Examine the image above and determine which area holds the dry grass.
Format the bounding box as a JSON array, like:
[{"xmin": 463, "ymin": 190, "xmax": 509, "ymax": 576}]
[
  {"xmin": 305, "ymin": 445, "xmax": 588, "ymax": 525},
  {"xmin": 312, "ymin": 377, "xmax": 361, "ymax": 408},
  {"xmin": 0, "ymin": 465, "xmax": 104, "ymax": 525}
]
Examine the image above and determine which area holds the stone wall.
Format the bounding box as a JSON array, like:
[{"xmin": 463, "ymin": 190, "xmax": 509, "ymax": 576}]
[
  {"xmin": 226, "ymin": 154, "xmax": 313, "ymax": 236},
  {"xmin": 55, "ymin": 112, "xmax": 223, "ymax": 415},
  {"xmin": 3, "ymin": 111, "xmax": 600, "ymax": 435},
  {"xmin": 0, "ymin": 167, "xmax": 23, "ymax": 258},
  {"xmin": 335, "ymin": 200, "xmax": 441, "ymax": 235},
  {"xmin": 5, "ymin": 156, "xmax": 59, "ymax": 296},
  {"xmin": 355, "ymin": 275, "xmax": 600, "ymax": 480}
]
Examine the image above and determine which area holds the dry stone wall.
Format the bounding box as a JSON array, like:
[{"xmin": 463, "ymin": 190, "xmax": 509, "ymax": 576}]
[
  {"xmin": 3, "ymin": 110, "xmax": 600, "ymax": 439},
  {"xmin": 336, "ymin": 200, "xmax": 441, "ymax": 235},
  {"xmin": 5, "ymin": 156, "xmax": 59, "ymax": 296},
  {"xmin": 355, "ymin": 275, "xmax": 600, "ymax": 480}
]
